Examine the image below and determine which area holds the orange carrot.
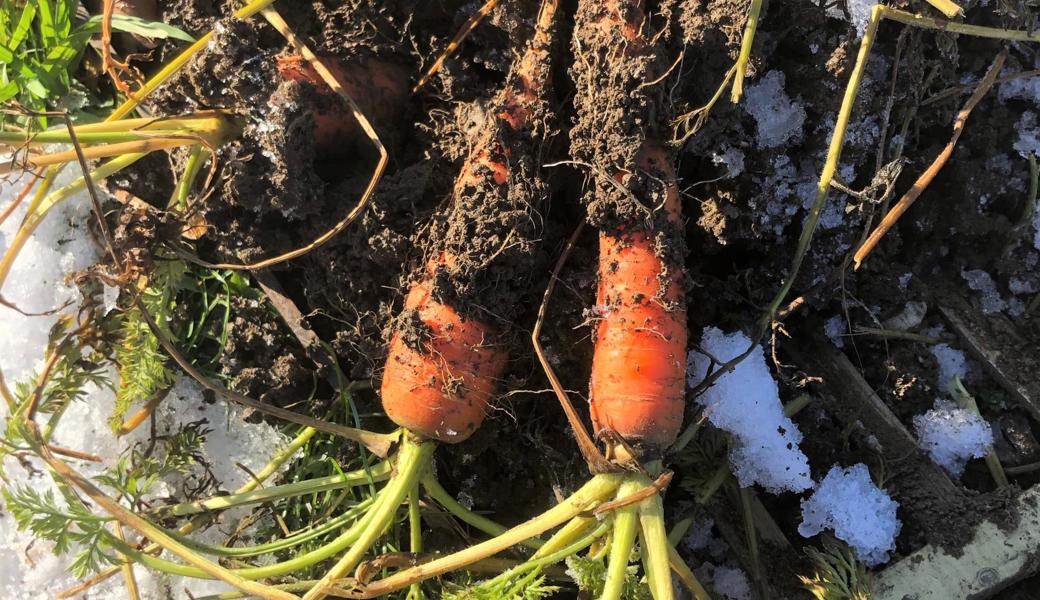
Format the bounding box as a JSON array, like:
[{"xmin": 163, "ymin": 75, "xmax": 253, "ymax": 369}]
[
  {"xmin": 572, "ymin": 0, "xmax": 688, "ymax": 452},
  {"xmin": 380, "ymin": 261, "xmax": 507, "ymax": 442},
  {"xmin": 380, "ymin": 0, "xmax": 558, "ymax": 443},
  {"xmin": 590, "ymin": 142, "xmax": 687, "ymax": 449},
  {"xmin": 275, "ymin": 54, "xmax": 410, "ymax": 149}
]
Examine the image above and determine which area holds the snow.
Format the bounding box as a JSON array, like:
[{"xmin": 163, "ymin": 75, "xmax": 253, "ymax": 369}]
[
  {"xmin": 681, "ymin": 516, "xmax": 716, "ymax": 553},
  {"xmin": 881, "ymin": 301, "xmax": 927, "ymax": 331},
  {"xmin": 999, "ymin": 69, "xmax": 1040, "ymax": 105},
  {"xmin": 1035, "ymin": 208, "xmax": 1040, "ymax": 252},
  {"xmin": 711, "ymin": 145, "xmax": 746, "ymax": 179},
  {"xmin": 929, "ymin": 343, "xmax": 967, "ymax": 388},
  {"xmin": 688, "ymin": 327, "xmax": 812, "ymax": 493},
  {"xmin": 744, "ymin": 71, "xmax": 806, "ymax": 148},
  {"xmin": 694, "ymin": 563, "xmax": 753, "ymax": 600},
  {"xmin": 961, "ymin": 269, "xmax": 1007, "ymax": 314},
  {"xmin": 754, "ymin": 154, "xmax": 847, "ymax": 237},
  {"xmin": 828, "ymin": 0, "xmax": 875, "ymax": 37},
  {"xmin": 913, "ymin": 400, "xmax": 993, "ymax": 477},
  {"xmin": 1013, "ymin": 111, "xmax": 1040, "ymax": 159},
  {"xmin": 898, "ymin": 272, "xmax": 913, "ymax": 290},
  {"xmin": 798, "ymin": 463, "xmax": 901, "ymax": 566},
  {"xmin": 0, "ymin": 172, "xmax": 293, "ymax": 599},
  {"xmin": 711, "ymin": 566, "xmax": 753, "ymax": 600},
  {"xmin": 824, "ymin": 315, "xmax": 846, "ymax": 348},
  {"xmin": 847, "ymin": 1, "xmax": 874, "ymax": 37}
]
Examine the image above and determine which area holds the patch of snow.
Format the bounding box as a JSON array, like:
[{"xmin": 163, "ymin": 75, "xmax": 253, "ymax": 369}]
[
  {"xmin": 824, "ymin": 315, "xmax": 846, "ymax": 348},
  {"xmin": 882, "ymin": 301, "xmax": 927, "ymax": 331},
  {"xmin": 712, "ymin": 145, "xmax": 746, "ymax": 179},
  {"xmin": 930, "ymin": 343, "xmax": 967, "ymax": 388},
  {"xmin": 688, "ymin": 328, "xmax": 812, "ymax": 493},
  {"xmin": 898, "ymin": 272, "xmax": 913, "ymax": 290},
  {"xmin": 1010, "ymin": 276, "xmax": 1038, "ymax": 295},
  {"xmin": 999, "ymin": 66, "xmax": 1040, "ymax": 104},
  {"xmin": 1013, "ymin": 112, "xmax": 1040, "ymax": 159},
  {"xmin": 0, "ymin": 174, "xmax": 293, "ymax": 599},
  {"xmin": 712, "ymin": 566, "xmax": 753, "ymax": 600},
  {"xmin": 913, "ymin": 400, "xmax": 993, "ymax": 477},
  {"xmin": 694, "ymin": 563, "xmax": 754, "ymax": 600},
  {"xmin": 1034, "ymin": 208, "xmax": 1040, "ymax": 252},
  {"xmin": 832, "ymin": 0, "xmax": 881, "ymax": 37},
  {"xmin": 680, "ymin": 515, "xmax": 729, "ymax": 560},
  {"xmin": 744, "ymin": 71, "xmax": 806, "ymax": 148},
  {"xmin": 798, "ymin": 463, "xmax": 901, "ymax": 566},
  {"xmin": 961, "ymin": 269, "xmax": 1007, "ymax": 314}
]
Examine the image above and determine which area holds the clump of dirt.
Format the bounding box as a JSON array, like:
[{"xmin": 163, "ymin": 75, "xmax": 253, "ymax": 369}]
[{"xmin": 221, "ymin": 295, "xmax": 312, "ymax": 406}]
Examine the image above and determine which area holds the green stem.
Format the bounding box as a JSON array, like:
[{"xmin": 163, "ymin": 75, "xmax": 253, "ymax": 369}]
[
  {"xmin": 668, "ymin": 545, "xmax": 713, "ymax": 600},
  {"xmin": 730, "ymin": 0, "xmax": 762, "ymax": 103},
  {"xmin": 165, "ymin": 498, "xmax": 374, "ymax": 557},
  {"xmin": 151, "ymin": 461, "xmax": 391, "ymax": 518},
  {"xmin": 948, "ymin": 376, "xmax": 1009, "ymax": 487},
  {"xmin": 407, "ymin": 487, "xmax": 424, "ymax": 600},
  {"xmin": 172, "ymin": 145, "xmax": 208, "ymax": 210},
  {"xmin": 761, "ymin": 4, "xmax": 883, "ymax": 326},
  {"xmin": 697, "ymin": 462, "xmax": 731, "ymax": 505},
  {"xmin": 638, "ymin": 480, "xmax": 677, "ymax": 600},
  {"xmin": 602, "ymin": 479, "xmax": 641, "ymax": 600},
  {"xmin": 421, "ymin": 473, "xmax": 543, "ymax": 550},
  {"xmin": 881, "ymin": 6, "xmax": 1040, "ymax": 40},
  {"xmin": 484, "ymin": 518, "xmax": 610, "ymax": 590},
  {"xmin": 302, "ymin": 438, "xmax": 436, "ymax": 600},
  {"xmin": 739, "ymin": 486, "xmax": 766, "ymax": 600},
  {"xmin": 531, "ymin": 516, "xmax": 596, "ymax": 559},
  {"xmin": 0, "ymin": 130, "xmax": 185, "ymax": 145},
  {"xmin": 105, "ymin": 489, "xmax": 389, "ymax": 580},
  {"xmin": 358, "ymin": 473, "xmax": 623, "ymax": 598}
]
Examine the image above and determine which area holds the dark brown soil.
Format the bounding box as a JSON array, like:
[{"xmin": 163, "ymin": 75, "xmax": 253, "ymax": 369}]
[{"xmin": 104, "ymin": 0, "xmax": 1040, "ymax": 596}]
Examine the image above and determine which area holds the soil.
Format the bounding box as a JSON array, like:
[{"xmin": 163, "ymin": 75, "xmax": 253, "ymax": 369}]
[{"xmin": 102, "ymin": 0, "xmax": 1040, "ymax": 597}]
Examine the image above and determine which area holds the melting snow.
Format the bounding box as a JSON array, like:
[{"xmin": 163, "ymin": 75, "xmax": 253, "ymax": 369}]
[
  {"xmin": 913, "ymin": 400, "xmax": 993, "ymax": 477},
  {"xmin": 688, "ymin": 327, "xmax": 812, "ymax": 493},
  {"xmin": 0, "ymin": 171, "xmax": 292, "ymax": 599},
  {"xmin": 744, "ymin": 71, "xmax": 806, "ymax": 149},
  {"xmin": 798, "ymin": 463, "xmax": 901, "ymax": 566}
]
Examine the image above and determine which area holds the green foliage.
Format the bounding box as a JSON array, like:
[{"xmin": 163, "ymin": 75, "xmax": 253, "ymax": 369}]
[
  {"xmin": 2, "ymin": 482, "xmax": 119, "ymax": 577},
  {"xmin": 95, "ymin": 420, "xmax": 209, "ymax": 506},
  {"xmin": 2, "ymin": 415, "xmax": 210, "ymax": 576},
  {"xmin": 0, "ymin": 0, "xmax": 193, "ymax": 126},
  {"xmin": 3, "ymin": 316, "xmax": 109, "ymax": 450},
  {"xmin": 109, "ymin": 260, "xmax": 257, "ymax": 429},
  {"xmin": 565, "ymin": 556, "xmax": 650, "ymax": 600},
  {"xmin": 110, "ymin": 261, "xmax": 183, "ymax": 431},
  {"xmin": 442, "ymin": 572, "xmax": 559, "ymax": 600},
  {"xmin": 798, "ymin": 539, "xmax": 873, "ymax": 600}
]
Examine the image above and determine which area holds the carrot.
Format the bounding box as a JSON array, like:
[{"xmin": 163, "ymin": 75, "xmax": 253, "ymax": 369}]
[
  {"xmin": 275, "ymin": 54, "xmax": 410, "ymax": 149},
  {"xmin": 380, "ymin": 263, "xmax": 506, "ymax": 442},
  {"xmin": 590, "ymin": 141, "xmax": 687, "ymax": 450},
  {"xmin": 297, "ymin": 4, "xmax": 560, "ymax": 599},
  {"xmin": 379, "ymin": 0, "xmax": 558, "ymax": 444}
]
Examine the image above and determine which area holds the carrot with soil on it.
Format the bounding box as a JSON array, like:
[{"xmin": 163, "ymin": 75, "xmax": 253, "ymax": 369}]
[
  {"xmin": 350, "ymin": 1, "xmax": 709, "ymax": 598},
  {"xmin": 298, "ymin": 2, "xmax": 561, "ymax": 598}
]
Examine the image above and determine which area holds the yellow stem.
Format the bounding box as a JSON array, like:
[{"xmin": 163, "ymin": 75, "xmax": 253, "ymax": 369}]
[{"xmin": 356, "ymin": 474, "xmax": 622, "ymax": 598}]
